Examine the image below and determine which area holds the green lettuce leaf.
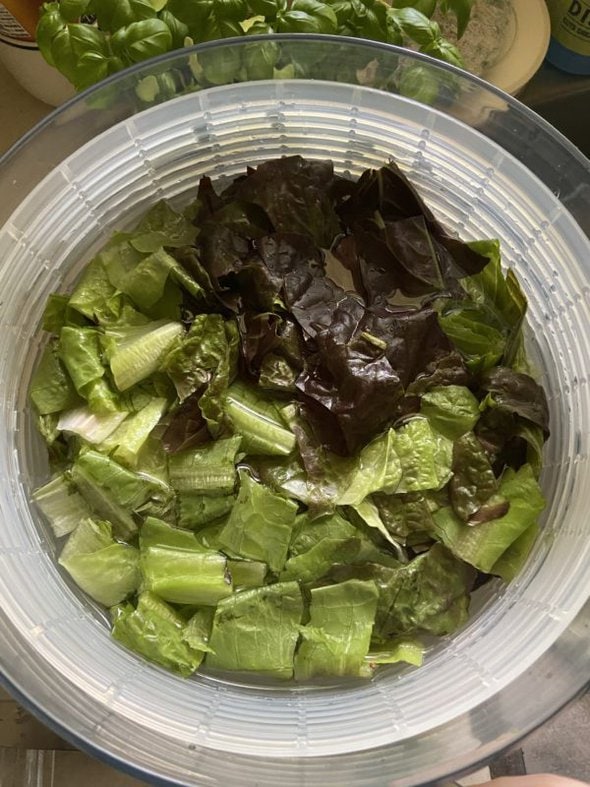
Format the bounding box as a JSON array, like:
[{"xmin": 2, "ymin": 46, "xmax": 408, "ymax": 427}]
[
  {"xmin": 372, "ymin": 492, "xmax": 437, "ymax": 544},
  {"xmin": 30, "ymin": 341, "xmax": 80, "ymax": 415},
  {"xmin": 419, "ymin": 385, "xmax": 479, "ymax": 441},
  {"xmin": 139, "ymin": 516, "xmax": 203, "ymax": 550},
  {"xmin": 57, "ymin": 405, "xmax": 127, "ymax": 444},
  {"xmin": 131, "ymin": 200, "xmax": 198, "ymax": 251},
  {"xmin": 433, "ymin": 464, "xmax": 545, "ymax": 573},
  {"xmin": 366, "ymin": 637, "xmax": 424, "ymax": 667},
  {"xmin": 227, "ymin": 559, "xmax": 268, "ymax": 589},
  {"xmin": 449, "ymin": 432, "xmax": 500, "ymax": 522},
  {"xmin": 168, "ymin": 436, "xmax": 241, "ymax": 495},
  {"xmin": 107, "ymin": 320, "xmax": 184, "ymax": 391},
  {"xmin": 140, "ymin": 545, "xmax": 232, "ymax": 605},
  {"xmin": 111, "ymin": 591, "xmax": 204, "ymax": 677},
  {"xmin": 392, "ymin": 418, "xmax": 453, "ymax": 492},
  {"xmin": 218, "ymin": 469, "xmax": 298, "ymax": 573},
  {"xmin": 59, "ymin": 518, "xmax": 139, "ymax": 607},
  {"xmin": 371, "ymin": 543, "xmax": 474, "ymax": 640},
  {"xmin": 225, "ymin": 381, "xmax": 296, "ymax": 456},
  {"xmin": 71, "ymin": 450, "xmax": 174, "ymax": 539},
  {"xmin": 206, "ymin": 582, "xmax": 303, "ymax": 679},
  {"xmin": 68, "ymin": 257, "xmax": 122, "ymax": 324},
  {"xmin": 183, "ymin": 607, "xmax": 215, "ymax": 653},
  {"xmin": 100, "ymin": 397, "xmax": 168, "ymax": 467},
  {"xmin": 490, "ymin": 522, "xmax": 539, "ymax": 582},
  {"xmin": 177, "ymin": 493, "xmax": 235, "ymax": 529},
  {"xmin": 32, "ymin": 473, "xmax": 93, "ymax": 538},
  {"xmin": 294, "ymin": 579, "xmax": 378, "ymax": 679}
]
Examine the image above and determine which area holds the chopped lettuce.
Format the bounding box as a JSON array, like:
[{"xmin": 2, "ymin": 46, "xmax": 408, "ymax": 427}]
[
  {"xmin": 168, "ymin": 436, "xmax": 241, "ymax": 495},
  {"xmin": 177, "ymin": 493, "xmax": 235, "ymax": 529},
  {"xmin": 112, "ymin": 591, "xmax": 204, "ymax": 676},
  {"xmin": 392, "ymin": 418, "xmax": 453, "ymax": 493},
  {"xmin": 218, "ymin": 469, "xmax": 298, "ymax": 573},
  {"xmin": 32, "ymin": 474, "xmax": 92, "ymax": 538},
  {"xmin": 30, "ymin": 156, "xmax": 548, "ymax": 682},
  {"xmin": 30, "ymin": 341, "xmax": 80, "ymax": 415},
  {"xmin": 107, "ymin": 320, "xmax": 184, "ymax": 391},
  {"xmin": 433, "ymin": 464, "xmax": 545, "ymax": 573},
  {"xmin": 206, "ymin": 582, "xmax": 303, "ymax": 679},
  {"xmin": 420, "ymin": 385, "xmax": 480, "ymax": 441},
  {"xmin": 59, "ymin": 518, "xmax": 139, "ymax": 607},
  {"xmin": 295, "ymin": 580, "xmax": 379, "ymax": 679},
  {"xmin": 140, "ymin": 545, "xmax": 232, "ymax": 605},
  {"xmin": 225, "ymin": 381, "xmax": 296, "ymax": 456}
]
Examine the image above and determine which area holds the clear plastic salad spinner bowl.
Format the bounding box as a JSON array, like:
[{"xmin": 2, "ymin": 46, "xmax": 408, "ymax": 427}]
[{"xmin": 0, "ymin": 35, "xmax": 589, "ymax": 787}]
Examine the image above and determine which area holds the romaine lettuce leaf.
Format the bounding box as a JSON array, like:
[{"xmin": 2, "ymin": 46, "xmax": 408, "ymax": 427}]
[
  {"xmin": 57, "ymin": 406, "xmax": 127, "ymax": 444},
  {"xmin": 480, "ymin": 366, "xmax": 550, "ymax": 436},
  {"xmin": 30, "ymin": 341, "xmax": 80, "ymax": 415},
  {"xmin": 140, "ymin": 545, "xmax": 232, "ymax": 605},
  {"xmin": 111, "ymin": 591, "xmax": 204, "ymax": 676},
  {"xmin": 183, "ymin": 607, "xmax": 215, "ymax": 653},
  {"xmin": 294, "ymin": 579, "xmax": 378, "ymax": 679},
  {"xmin": 177, "ymin": 493, "xmax": 235, "ymax": 529},
  {"xmin": 168, "ymin": 436, "xmax": 241, "ymax": 495},
  {"xmin": 433, "ymin": 464, "xmax": 545, "ymax": 573},
  {"xmin": 218, "ymin": 469, "xmax": 298, "ymax": 573},
  {"xmin": 227, "ymin": 559, "xmax": 267, "ymax": 589},
  {"xmin": 59, "ymin": 518, "xmax": 139, "ymax": 607},
  {"xmin": 139, "ymin": 516, "xmax": 203, "ymax": 551},
  {"xmin": 100, "ymin": 397, "xmax": 168, "ymax": 467},
  {"xmin": 490, "ymin": 522, "xmax": 539, "ymax": 582},
  {"xmin": 372, "ymin": 492, "xmax": 437, "ymax": 543},
  {"xmin": 71, "ymin": 450, "xmax": 174, "ymax": 539},
  {"xmin": 68, "ymin": 258, "xmax": 122, "ymax": 325},
  {"xmin": 437, "ymin": 301, "xmax": 506, "ymax": 374},
  {"xmin": 206, "ymin": 582, "xmax": 303, "ymax": 679},
  {"xmin": 225, "ymin": 381, "xmax": 296, "ymax": 456},
  {"xmin": 132, "ymin": 200, "xmax": 198, "ymax": 251},
  {"xmin": 32, "ymin": 474, "xmax": 92, "ymax": 538},
  {"xmin": 107, "ymin": 320, "xmax": 184, "ymax": 391}
]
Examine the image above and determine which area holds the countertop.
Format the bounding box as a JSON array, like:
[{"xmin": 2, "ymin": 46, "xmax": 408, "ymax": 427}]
[{"xmin": 0, "ymin": 56, "xmax": 589, "ymax": 787}]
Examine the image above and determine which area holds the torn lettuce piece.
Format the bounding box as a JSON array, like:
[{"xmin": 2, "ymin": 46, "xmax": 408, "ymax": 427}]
[
  {"xmin": 372, "ymin": 492, "xmax": 437, "ymax": 544},
  {"xmin": 225, "ymin": 381, "xmax": 296, "ymax": 456},
  {"xmin": 183, "ymin": 607, "xmax": 215, "ymax": 653},
  {"xmin": 177, "ymin": 493, "xmax": 235, "ymax": 529},
  {"xmin": 57, "ymin": 406, "xmax": 127, "ymax": 445},
  {"xmin": 294, "ymin": 579, "xmax": 379, "ymax": 680},
  {"xmin": 162, "ymin": 313, "xmax": 230, "ymax": 402},
  {"xmin": 140, "ymin": 545, "xmax": 232, "ymax": 605},
  {"xmin": 206, "ymin": 582, "xmax": 303, "ymax": 679},
  {"xmin": 100, "ymin": 397, "xmax": 167, "ymax": 468},
  {"xmin": 218, "ymin": 469, "xmax": 298, "ymax": 573},
  {"xmin": 42, "ymin": 293, "xmax": 86, "ymax": 334},
  {"xmin": 68, "ymin": 258, "xmax": 122, "ymax": 324},
  {"xmin": 32, "ymin": 474, "xmax": 92, "ymax": 538},
  {"xmin": 348, "ymin": 499, "xmax": 407, "ymax": 561},
  {"xmin": 118, "ymin": 248, "xmax": 202, "ymax": 311},
  {"xmin": 490, "ymin": 522, "xmax": 539, "ymax": 582},
  {"xmin": 111, "ymin": 591, "xmax": 204, "ymax": 677},
  {"xmin": 228, "ymin": 559, "xmax": 267, "ymax": 589},
  {"xmin": 420, "ymin": 385, "xmax": 480, "ymax": 442},
  {"xmin": 168, "ymin": 436, "xmax": 241, "ymax": 495},
  {"xmin": 337, "ymin": 428, "xmax": 401, "ymax": 505},
  {"xmin": 71, "ymin": 450, "xmax": 173, "ymax": 539},
  {"xmin": 59, "ymin": 326, "xmax": 106, "ymax": 400},
  {"xmin": 107, "ymin": 320, "xmax": 184, "ymax": 391},
  {"xmin": 463, "ymin": 239, "xmax": 526, "ymax": 367},
  {"xmin": 281, "ymin": 536, "xmax": 362, "ymax": 585},
  {"xmin": 392, "ymin": 418, "xmax": 453, "ymax": 493},
  {"xmin": 366, "ymin": 637, "xmax": 424, "ymax": 667},
  {"xmin": 30, "ymin": 341, "xmax": 80, "ymax": 415},
  {"xmin": 437, "ymin": 300, "xmax": 506, "ymax": 374},
  {"xmin": 59, "ymin": 518, "xmax": 139, "ymax": 607},
  {"xmin": 132, "ymin": 200, "xmax": 198, "ymax": 251},
  {"xmin": 433, "ymin": 464, "xmax": 544, "ymax": 574},
  {"xmin": 139, "ymin": 516, "xmax": 203, "ymax": 551},
  {"xmin": 371, "ymin": 543, "xmax": 474, "ymax": 640}
]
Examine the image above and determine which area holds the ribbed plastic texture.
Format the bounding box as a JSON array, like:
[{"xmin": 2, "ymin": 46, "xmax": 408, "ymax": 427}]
[{"xmin": 0, "ymin": 43, "xmax": 589, "ymax": 786}]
